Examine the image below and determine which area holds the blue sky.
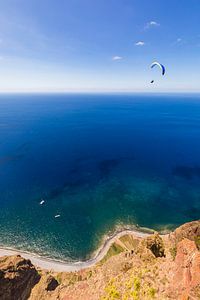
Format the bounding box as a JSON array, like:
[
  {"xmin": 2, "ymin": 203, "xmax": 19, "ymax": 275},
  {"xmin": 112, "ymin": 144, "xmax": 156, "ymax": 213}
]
[{"xmin": 0, "ymin": 0, "xmax": 200, "ymax": 92}]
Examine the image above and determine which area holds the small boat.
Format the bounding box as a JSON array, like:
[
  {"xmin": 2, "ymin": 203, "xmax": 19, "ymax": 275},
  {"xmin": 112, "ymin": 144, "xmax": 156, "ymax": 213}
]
[
  {"xmin": 55, "ymin": 214, "xmax": 61, "ymax": 218},
  {"xmin": 40, "ymin": 199, "xmax": 45, "ymax": 205}
]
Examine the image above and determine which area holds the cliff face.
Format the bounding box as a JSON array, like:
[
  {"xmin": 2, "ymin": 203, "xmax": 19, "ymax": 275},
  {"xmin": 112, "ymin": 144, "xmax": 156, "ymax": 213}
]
[
  {"xmin": 0, "ymin": 255, "xmax": 40, "ymax": 300},
  {"xmin": 169, "ymin": 238, "xmax": 200, "ymax": 299},
  {"xmin": 1, "ymin": 221, "xmax": 200, "ymax": 300}
]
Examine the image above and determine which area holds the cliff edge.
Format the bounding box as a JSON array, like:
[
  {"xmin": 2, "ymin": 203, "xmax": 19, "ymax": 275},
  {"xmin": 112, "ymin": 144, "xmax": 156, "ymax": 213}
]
[{"xmin": 0, "ymin": 255, "xmax": 40, "ymax": 300}]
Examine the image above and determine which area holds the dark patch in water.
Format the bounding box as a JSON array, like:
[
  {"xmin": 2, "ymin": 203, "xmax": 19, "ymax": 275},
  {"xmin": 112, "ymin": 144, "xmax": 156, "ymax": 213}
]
[
  {"xmin": 68, "ymin": 156, "xmax": 95, "ymax": 176},
  {"xmin": 0, "ymin": 143, "xmax": 30, "ymax": 167},
  {"xmin": 0, "ymin": 154, "xmax": 24, "ymax": 165},
  {"xmin": 184, "ymin": 207, "xmax": 200, "ymax": 219},
  {"xmin": 16, "ymin": 142, "xmax": 31, "ymax": 153},
  {"xmin": 172, "ymin": 165, "xmax": 200, "ymax": 180},
  {"xmin": 64, "ymin": 179, "xmax": 88, "ymax": 190},
  {"xmin": 74, "ymin": 155, "xmax": 94, "ymax": 164},
  {"xmin": 98, "ymin": 159, "xmax": 120, "ymax": 178},
  {"xmin": 42, "ymin": 178, "xmax": 88, "ymax": 202},
  {"xmin": 69, "ymin": 166, "xmax": 79, "ymax": 175},
  {"xmin": 46, "ymin": 187, "xmax": 64, "ymax": 200},
  {"xmin": 68, "ymin": 155, "xmax": 135, "ymax": 178}
]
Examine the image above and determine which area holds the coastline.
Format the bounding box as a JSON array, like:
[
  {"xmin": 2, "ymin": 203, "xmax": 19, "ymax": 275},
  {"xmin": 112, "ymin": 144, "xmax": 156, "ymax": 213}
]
[{"xmin": 0, "ymin": 228, "xmax": 151, "ymax": 272}]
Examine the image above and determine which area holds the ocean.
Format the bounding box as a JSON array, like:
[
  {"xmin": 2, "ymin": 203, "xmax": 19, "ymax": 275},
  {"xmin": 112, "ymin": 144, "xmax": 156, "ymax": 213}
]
[{"xmin": 0, "ymin": 93, "xmax": 200, "ymax": 261}]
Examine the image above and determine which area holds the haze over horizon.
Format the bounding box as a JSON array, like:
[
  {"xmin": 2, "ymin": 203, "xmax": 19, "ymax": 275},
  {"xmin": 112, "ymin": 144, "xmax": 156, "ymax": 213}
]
[{"xmin": 0, "ymin": 0, "xmax": 200, "ymax": 93}]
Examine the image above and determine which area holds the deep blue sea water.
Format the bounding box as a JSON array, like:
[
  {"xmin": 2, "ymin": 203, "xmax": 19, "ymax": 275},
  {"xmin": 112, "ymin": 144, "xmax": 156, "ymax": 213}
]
[{"xmin": 1, "ymin": 93, "xmax": 200, "ymax": 261}]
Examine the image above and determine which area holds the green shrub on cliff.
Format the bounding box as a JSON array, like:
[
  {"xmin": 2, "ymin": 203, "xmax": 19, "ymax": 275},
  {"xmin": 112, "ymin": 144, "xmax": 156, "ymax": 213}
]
[
  {"xmin": 148, "ymin": 287, "xmax": 156, "ymax": 298},
  {"xmin": 169, "ymin": 246, "xmax": 177, "ymax": 260},
  {"xmin": 102, "ymin": 278, "xmax": 121, "ymax": 299},
  {"xmin": 99, "ymin": 242, "xmax": 124, "ymax": 264},
  {"xmin": 194, "ymin": 236, "xmax": 200, "ymax": 250}
]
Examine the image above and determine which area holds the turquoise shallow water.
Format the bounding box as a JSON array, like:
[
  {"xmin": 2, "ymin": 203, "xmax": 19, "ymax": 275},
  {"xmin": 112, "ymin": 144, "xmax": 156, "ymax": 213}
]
[{"xmin": 0, "ymin": 93, "xmax": 200, "ymax": 261}]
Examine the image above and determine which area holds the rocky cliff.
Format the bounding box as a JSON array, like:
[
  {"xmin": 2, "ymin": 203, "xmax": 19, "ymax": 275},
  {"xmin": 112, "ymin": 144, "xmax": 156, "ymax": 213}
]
[
  {"xmin": 0, "ymin": 255, "xmax": 40, "ymax": 300},
  {"xmin": 1, "ymin": 221, "xmax": 200, "ymax": 300}
]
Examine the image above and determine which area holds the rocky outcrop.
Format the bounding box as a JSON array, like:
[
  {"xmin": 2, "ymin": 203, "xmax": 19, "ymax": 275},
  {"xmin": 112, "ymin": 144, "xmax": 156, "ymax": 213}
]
[
  {"xmin": 29, "ymin": 273, "xmax": 59, "ymax": 300},
  {"xmin": 173, "ymin": 220, "xmax": 200, "ymax": 244},
  {"xmin": 143, "ymin": 233, "xmax": 165, "ymax": 257},
  {"xmin": 136, "ymin": 233, "xmax": 165, "ymax": 262},
  {"xmin": 168, "ymin": 238, "xmax": 200, "ymax": 299},
  {"xmin": 0, "ymin": 255, "xmax": 40, "ymax": 300}
]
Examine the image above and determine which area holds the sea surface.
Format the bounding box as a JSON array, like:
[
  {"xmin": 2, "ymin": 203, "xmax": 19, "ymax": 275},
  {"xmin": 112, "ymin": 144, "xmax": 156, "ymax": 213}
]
[{"xmin": 0, "ymin": 93, "xmax": 200, "ymax": 261}]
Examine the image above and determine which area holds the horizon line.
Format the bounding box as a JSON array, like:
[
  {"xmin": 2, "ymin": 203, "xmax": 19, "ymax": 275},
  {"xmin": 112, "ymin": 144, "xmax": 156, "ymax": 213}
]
[{"xmin": 0, "ymin": 89, "xmax": 200, "ymax": 95}]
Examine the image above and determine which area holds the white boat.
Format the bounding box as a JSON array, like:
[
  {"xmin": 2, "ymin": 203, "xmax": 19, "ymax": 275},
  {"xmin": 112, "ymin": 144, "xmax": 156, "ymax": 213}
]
[
  {"xmin": 40, "ymin": 199, "xmax": 45, "ymax": 205},
  {"xmin": 55, "ymin": 214, "xmax": 61, "ymax": 218}
]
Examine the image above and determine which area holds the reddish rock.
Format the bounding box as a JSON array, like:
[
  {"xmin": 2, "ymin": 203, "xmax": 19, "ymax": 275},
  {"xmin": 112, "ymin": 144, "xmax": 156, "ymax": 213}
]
[
  {"xmin": 174, "ymin": 220, "xmax": 200, "ymax": 243},
  {"xmin": 171, "ymin": 238, "xmax": 200, "ymax": 299}
]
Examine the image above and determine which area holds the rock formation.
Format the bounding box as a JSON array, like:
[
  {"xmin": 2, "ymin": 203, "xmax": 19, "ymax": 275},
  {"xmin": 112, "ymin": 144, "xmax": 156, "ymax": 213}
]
[{"xmin": 0, "ymin": 255, "xmax": 40, "ymax": 300}]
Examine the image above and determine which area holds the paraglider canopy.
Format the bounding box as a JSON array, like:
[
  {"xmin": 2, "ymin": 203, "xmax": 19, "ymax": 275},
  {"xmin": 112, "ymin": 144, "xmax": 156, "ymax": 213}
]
[{"xmin": 151, "ymin": 61, "xmax": 166, "ymax": 76}]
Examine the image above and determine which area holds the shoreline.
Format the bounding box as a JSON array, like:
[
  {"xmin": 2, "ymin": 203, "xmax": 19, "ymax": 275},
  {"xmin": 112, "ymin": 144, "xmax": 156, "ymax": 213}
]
[{"xmin": 0, "ymin": 228, "xmax": 151, "ymax": 272}]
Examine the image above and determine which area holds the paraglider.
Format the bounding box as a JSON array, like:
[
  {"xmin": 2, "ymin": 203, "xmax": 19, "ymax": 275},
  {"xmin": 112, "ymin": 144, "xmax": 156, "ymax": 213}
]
[{"xmin": 150, "ymin": 61, "xmax": 166, "ymax": 83}]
